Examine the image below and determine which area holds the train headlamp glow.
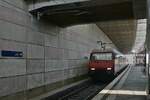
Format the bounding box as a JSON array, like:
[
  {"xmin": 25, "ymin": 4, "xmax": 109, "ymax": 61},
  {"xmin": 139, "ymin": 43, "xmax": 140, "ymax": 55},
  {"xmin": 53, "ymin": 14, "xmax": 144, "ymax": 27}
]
[
  {"xmin": 107, "ymin": 68, "xmax": 112, "ymax": 70},
  {"xmin": 91, "ymin": 68, "xmax": 95, "ymax": 70}
]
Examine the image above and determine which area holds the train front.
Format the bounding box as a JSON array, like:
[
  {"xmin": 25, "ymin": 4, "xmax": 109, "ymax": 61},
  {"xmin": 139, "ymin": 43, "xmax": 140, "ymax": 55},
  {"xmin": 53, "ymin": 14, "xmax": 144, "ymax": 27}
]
[{"xmin": 88, "ymin": 52, "xmax": 115, "ymax": 79}]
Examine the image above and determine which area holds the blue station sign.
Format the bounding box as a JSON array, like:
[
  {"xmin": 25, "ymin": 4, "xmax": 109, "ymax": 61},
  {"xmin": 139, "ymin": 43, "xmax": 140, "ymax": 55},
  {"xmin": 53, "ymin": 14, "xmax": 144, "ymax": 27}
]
[{"xmin": 1, "ymin": 50, "xmax": 23, "ymax": 57}]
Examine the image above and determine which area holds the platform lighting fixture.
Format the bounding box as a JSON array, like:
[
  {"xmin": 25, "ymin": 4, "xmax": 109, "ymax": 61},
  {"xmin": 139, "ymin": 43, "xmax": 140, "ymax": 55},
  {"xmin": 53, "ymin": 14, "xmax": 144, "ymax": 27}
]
[
  {"xmin": 146, "ymin": 53, "xmax": 149, "ymax": 65},
  {"xmin": 131, "ymin": 50, "xmax": 136, "ymax": 53}
]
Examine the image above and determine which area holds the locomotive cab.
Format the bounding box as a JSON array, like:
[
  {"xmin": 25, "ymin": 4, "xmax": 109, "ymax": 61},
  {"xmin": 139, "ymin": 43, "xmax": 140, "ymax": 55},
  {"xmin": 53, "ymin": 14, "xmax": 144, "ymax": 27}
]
[
  {"xmin": 88, "ymin": 50, "xmax": 127, "ymax": 80},
  {"xmin": 89, "ymin": 51, "xmax": 115, "ymax": 78}
]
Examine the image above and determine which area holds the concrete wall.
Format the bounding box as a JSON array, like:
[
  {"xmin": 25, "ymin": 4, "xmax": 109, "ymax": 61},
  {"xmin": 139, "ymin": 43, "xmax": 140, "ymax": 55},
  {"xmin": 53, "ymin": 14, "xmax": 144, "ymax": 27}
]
[{"xmin": 0, "ymin": 0, "xmax": 114, "ymax": 99}]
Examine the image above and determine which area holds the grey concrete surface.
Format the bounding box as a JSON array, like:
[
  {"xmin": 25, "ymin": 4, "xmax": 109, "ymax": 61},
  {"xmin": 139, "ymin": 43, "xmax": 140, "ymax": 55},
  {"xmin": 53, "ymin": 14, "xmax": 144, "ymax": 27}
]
[
  {"xmin": 108, "ymin": 66, "xmax": 147, "ymax": 100},
  {"xmin": 0, "ymin": 0, "xmax": 116, "ymax": 99},
  {"xmin": 27, "ymin": 0, "xmax": 147, "ymax": 53}
]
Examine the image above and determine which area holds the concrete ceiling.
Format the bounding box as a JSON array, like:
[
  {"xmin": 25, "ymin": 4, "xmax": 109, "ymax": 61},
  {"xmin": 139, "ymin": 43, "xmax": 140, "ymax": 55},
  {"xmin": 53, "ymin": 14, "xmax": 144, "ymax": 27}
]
[
  {"xmin": 96, "ymin": 20, "xmax": 137, "ymax": 53},
  {"xmin": 26, "ymin": 0, "xmax": 147, "ymax": 53},
  {"xmin": 27, "ymin": 0, "xmax": 146, "ymax": 26}
]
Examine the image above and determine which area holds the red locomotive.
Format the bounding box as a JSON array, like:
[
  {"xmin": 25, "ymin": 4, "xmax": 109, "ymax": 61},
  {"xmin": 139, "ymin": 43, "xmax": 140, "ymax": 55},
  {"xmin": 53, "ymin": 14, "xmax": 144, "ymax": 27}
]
[{"xmin": 88, "ymin": 50, "xmax": 127, "ymax": 79}]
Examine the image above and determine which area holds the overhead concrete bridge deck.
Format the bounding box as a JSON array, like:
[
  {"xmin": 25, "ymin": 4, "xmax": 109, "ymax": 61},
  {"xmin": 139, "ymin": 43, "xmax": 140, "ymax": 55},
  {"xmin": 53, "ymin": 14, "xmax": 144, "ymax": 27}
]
[
  {"xmin": 26, "ymin": 0, "xmax": 147, "ymax": 53},
  {"xmin": 0, "ymin": 0, "xmax": 150, "ymax": 100}
]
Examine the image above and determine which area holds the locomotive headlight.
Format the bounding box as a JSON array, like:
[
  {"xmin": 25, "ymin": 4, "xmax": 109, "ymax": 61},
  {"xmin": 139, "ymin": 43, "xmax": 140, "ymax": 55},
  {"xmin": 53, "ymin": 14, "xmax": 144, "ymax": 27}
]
[
  {"xmin": 91, "ymin": 68, "xmax": 95, "ymax": 70},
  {"xmin": 107, "ymin": 68, "xmax": 112, "ymax": 70}
]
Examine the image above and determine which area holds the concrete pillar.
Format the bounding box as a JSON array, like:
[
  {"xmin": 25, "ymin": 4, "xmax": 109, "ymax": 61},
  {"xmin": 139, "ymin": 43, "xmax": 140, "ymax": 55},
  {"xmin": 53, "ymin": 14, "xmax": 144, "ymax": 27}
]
[{"xmin": 146, "ymin": 0, "xmax": 150, "ymax": 94}]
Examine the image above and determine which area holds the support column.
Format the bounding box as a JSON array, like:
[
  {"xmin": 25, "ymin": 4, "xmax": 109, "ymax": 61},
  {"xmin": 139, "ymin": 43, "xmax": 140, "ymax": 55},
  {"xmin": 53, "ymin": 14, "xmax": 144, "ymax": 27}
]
[{"xmin": 146, "ymin": 0, "xmax": 150, "ymax": 94}]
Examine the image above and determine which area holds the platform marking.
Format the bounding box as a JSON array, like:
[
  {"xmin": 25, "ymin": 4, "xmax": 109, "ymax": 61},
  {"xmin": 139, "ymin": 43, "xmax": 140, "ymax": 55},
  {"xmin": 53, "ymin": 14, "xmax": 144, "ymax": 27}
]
[
  {"xmin": 106, "ymin": 66, "xmax": 133, "ymax": 100},
  {"xmin": 101, "ymin": 90, "xmax": 146, "ymax": 96},
  {"xmin": 92, "ymin": 65, "xmax": 131, "ymax": 100}
]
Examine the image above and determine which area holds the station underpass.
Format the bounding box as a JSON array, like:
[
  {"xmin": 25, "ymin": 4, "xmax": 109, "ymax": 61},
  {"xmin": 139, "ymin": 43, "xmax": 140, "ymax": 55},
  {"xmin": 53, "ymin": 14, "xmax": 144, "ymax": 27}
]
[{"xmin": 0, "ymin": 0, "xmax": 150, "ymax": 100}]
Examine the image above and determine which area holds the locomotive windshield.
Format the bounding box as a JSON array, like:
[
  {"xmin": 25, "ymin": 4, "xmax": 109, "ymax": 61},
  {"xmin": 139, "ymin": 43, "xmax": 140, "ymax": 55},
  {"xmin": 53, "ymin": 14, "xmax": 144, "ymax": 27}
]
[{"xmin": 90, "ymin": 53, "xmax": 112, "ymax": 60}]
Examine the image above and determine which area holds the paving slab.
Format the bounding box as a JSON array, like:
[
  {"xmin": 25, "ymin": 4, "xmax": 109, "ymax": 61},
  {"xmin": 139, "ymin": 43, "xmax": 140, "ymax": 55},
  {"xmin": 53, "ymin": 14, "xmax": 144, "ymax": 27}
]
[{"xmin": 107, "ymin": 65, "xmax": 147, "ymax": 100}]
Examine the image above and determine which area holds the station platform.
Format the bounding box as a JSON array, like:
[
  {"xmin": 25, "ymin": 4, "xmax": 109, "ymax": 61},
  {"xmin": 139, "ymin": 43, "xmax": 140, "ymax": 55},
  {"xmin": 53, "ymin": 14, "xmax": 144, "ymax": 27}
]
[{"xmin": 92, "ymin": 65, "xmax": 147, "ymax": 100}]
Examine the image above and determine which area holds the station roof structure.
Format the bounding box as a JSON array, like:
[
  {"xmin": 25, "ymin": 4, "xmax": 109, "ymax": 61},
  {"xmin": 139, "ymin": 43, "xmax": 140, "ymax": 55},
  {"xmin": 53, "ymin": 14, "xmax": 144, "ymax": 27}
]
[
  {"xmin": 26, "ymin": 0, "xmax": 147, "ymax": 53},
  {"xmin": 132, "ymin": 19, "xmax": 147, "ymax": 53}
]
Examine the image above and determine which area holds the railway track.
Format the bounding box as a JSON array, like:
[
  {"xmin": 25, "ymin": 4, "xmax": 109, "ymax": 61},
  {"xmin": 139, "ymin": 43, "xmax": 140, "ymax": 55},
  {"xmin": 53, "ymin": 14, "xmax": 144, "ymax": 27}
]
[
  {"xmin": 59, "ymin": 82, "xmax": 107, "ymax": 100},
  {"xmin": 44, "ymin": 80, "xmax": 108, "ymax": 100},
  {"xmin": 44, "ymin": 66, "xmax": 127, "ymax": 100}
]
